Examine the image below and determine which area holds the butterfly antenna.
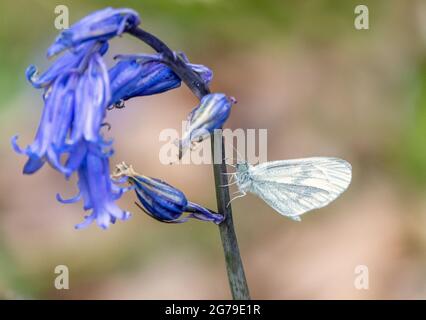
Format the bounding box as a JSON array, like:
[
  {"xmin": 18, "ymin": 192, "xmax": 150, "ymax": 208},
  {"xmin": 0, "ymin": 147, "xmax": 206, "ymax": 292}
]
[
  {"xmin": 224, "ymin": 140, "xmax": 245, "ymax": 164},
  {"xmin": 222, "ymin": 156, "xmax": 237, "ymax": 169}
]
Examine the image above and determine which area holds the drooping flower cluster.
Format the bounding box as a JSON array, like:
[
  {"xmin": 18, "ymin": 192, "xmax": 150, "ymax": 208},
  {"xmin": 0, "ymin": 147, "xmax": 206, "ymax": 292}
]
[
  {"xmin": 13, "ymin": 7, "xmax": 230, "ymax": 229},
  {"xmin": 13, "ymin": 8, "xmax": 143, "ymax": 229}
]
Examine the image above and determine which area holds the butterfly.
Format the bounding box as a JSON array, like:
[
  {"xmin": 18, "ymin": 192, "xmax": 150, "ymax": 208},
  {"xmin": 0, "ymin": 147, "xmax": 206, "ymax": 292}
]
[{"xmin": 226, "ymin": 157, "xmax": 352, "ymax": 221}]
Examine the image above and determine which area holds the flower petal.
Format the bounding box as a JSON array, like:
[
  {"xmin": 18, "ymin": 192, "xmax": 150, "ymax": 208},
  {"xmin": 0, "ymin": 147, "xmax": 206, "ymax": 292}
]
[{"xmin": 47, "ymin": 7, "xmax": 140, "ymax": 57}]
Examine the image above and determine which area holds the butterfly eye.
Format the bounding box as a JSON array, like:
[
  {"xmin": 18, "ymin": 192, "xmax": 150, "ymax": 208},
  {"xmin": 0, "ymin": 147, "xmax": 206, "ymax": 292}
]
[{"xmin": 236, "ymin": 162, "xmax": 248, "ymax": 171}]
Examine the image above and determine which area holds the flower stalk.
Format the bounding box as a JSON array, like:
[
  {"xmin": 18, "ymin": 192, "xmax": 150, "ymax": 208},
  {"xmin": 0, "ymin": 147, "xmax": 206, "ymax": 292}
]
[{"xmin": 127, "ymin": 26, "xmax": 250, "ymax": 300}]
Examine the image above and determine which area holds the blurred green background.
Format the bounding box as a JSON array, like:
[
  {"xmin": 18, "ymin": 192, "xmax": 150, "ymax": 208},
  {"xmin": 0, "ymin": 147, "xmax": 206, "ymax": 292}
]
[{"xmin": 1, "ymin": 0, "xmax": 426, "ymax": 299}]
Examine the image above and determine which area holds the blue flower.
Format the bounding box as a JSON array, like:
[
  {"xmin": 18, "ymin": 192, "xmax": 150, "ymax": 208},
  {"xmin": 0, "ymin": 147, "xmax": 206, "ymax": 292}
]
[
  {"xmin": 14, "ymin": 8, "xmax": 143, "ymax": 230},
  {"xmin": 47, "ymin": 7, "xmax": 140, "ymax": 57},
  {"xmin": 13, "ymin": 41, "xmax": 111, "ymax": 176},
  {"xmin": 26, "ymin": 42, "xmax": 109, "ymax": 89},
  {"xmin": 68, "ymin": 49, "xmax": 111, "ymax": 145},
  {"xmin": 12, "ymin": 72, "xmax": 77, "ymax": 174},
  {"xmin": 178, "ymin": 93, "xmax": 235, "ymax": 157},
  {"xmin": 108, "ymin": 54, "xmax": 213, "ymax": 105},
  {"xmin": 113, "ymin": 163, "xmax": 223, "ymax": 224},
  {"xmin": 109, "ymin": 54, "xmax": 180, "ymax": 105},
  {"xmin": 57, "ymin": 147, "xmax": 131, "ymax": 229}
]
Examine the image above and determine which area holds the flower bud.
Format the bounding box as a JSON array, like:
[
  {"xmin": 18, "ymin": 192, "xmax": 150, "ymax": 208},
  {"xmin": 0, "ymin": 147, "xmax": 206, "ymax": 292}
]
[
  {"xmin": 113, "ymin": 162, "xmax": 223, "ymax": 224},
  {"xmin": 178, "ymin": 93, "xmax": 235, "ymax": 158}
]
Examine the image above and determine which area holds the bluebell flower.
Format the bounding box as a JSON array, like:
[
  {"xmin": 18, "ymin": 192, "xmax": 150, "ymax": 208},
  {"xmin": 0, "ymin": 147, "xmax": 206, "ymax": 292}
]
[
  {"xmin": 14, "ymin": 8, "xmax": 141, "ymax": 229},
  {"xmin": 178, "ymin": 93, "xmax": 235, "ymax": 157},
  {"xmin": 108, "ymin": 54, "xmax": 213, "ymax": 105},
  {"xmin": 57, "ymin": 147, "xmax": 131, "ymax": 229},
  {"xmin": 12, "ymin": 72, "xmax": 78, "ymax": 174},
  {"xmin": 68, "ymin": 49, "xmax": 111, "ymax": 145},
  {"xmin": 13, "ymin": 41, "xmax": 111, "ymax": 176},
  {"xmin": 113, "ymin": 163, "xmax": 223, "ymax": 224},
  {"xmin": 47, "ymin": 7, "xmax": 140, "ymax": 57},
  {"xmin": 26, "ymin": 42, "xmax": 109, "ymax": 89}
]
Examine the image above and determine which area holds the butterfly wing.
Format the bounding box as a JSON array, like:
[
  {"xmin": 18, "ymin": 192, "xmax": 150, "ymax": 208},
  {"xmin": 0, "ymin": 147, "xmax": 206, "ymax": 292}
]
[{"xmin": 248, "ymin": 157, "xmax": 352, "ymax": 220}]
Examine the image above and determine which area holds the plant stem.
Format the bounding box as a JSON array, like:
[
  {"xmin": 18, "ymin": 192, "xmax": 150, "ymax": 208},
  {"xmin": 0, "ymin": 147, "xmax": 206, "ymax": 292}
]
[
  {"xmin": 127, "ymin": 26, "xmax": 250, "ymax": 299},
  {"xmin": 211, "ymin": 131, "xmax": 250, "ymax": 299},
  {"xmin": 127, "ymin": 27, "xmax": 209, "ymax": 99}
]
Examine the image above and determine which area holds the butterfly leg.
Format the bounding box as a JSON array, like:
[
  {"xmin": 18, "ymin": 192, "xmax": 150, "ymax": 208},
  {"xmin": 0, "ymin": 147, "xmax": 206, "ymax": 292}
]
[
  {"xmin": 221, "ymin": 171, "xmax": 236, "ymax": 184},
  {"xmin": 228, "ymin": 174, "xmax": 235, "ymax": 183},
  {"xmin": 219, "ymin": 180, "xmax": 238, "ymax": 187},
  {"xmin": 227, "ymin": 190, "xmax": 246, "ymax": 207}
]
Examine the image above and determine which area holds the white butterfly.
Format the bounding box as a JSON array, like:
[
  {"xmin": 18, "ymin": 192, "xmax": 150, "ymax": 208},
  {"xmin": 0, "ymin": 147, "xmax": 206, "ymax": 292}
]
[{"xmin": 227, "ymin": 157, "xmax": 352, "ymax": 221}]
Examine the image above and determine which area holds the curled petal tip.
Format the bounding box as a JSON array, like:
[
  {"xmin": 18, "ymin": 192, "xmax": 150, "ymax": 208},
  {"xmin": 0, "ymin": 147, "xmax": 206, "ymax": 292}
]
[
  {"xmin": 56, "ymin": 192, "xmax": 81, "ymax": 204},
  {"xmin": 25, "ymin": 65, "xmax": 42, "ymax": 88},
  {"xmin": 11, "ymin": 135, "xmax": 25, "ymax": 154}
]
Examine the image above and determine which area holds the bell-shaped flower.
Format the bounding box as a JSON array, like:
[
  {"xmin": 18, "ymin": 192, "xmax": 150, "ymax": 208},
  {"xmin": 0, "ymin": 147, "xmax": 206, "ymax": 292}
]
[
  {"xmin": 113, "ymin": 163, "xmax": 223, "ymax": 224},
  {"xmin": 14, "ymin": 8, "xmax": 143, "ymax": 230},
  {"xmin": 108, "ymin": 54, "xmax": 213, "ymax": 106},
  {"xmin": 57, "ymin": 146, "xmax": 131, "ymax": 229},
  {"xmin": 12, "ymin": 72, "xmax": 77, "ymax": 174},
  {"xmin": 47, "ymin": 7, "xmax": 140, "ymax": 57},
  {"xmin": 178, "ymin": 93, "xmax": 235, "ymax": 158},
  {"xmin": 68, "ymin": 51, "xmax": 110, "ymax": 145},
  {"xmin": 13, "ymin": 42, "xmax": 111, "ymax": 176}
]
